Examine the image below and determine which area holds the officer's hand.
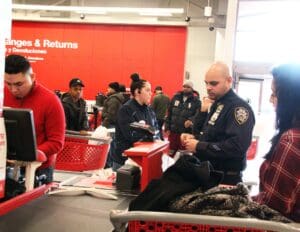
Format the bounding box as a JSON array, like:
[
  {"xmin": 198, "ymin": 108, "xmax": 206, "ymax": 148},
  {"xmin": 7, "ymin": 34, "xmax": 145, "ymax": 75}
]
[
  {"xmin": 184, "ymin": 120, "xmax": 193, "ymax": 128},
  {"xmin": 184, "ymin": 138, "xmax": 199, "ymax": 153},
  {"xmin": 180, "ymin": 133, "xmax": 194, "ymax": 144},
  {"xmin": 201, "ymin": 97, "xmax": 214, "ymax": 112}
]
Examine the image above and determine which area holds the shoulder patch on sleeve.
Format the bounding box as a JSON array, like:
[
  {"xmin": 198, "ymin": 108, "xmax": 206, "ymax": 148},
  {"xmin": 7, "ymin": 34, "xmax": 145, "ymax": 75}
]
[{"xmin": 234, "ymin": 107, "xmax": 249, "ymax": 125}]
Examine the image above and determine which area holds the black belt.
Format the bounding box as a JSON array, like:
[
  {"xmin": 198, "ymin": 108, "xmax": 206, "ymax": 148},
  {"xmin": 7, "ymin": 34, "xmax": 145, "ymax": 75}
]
[{"xmin": 224, "ymin": 171, "xmax": 241, "ymax": 176}]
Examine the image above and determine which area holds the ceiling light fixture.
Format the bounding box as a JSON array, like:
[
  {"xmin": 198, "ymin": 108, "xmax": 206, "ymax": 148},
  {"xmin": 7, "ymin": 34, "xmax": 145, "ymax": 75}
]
[
  {"xmin": 75, "ymin": 10, "xmax": 107, "ymax": 15},
  {"xmin": 12, "ymin": 4, "xmax": 184, "ymax": 16},
  {"xmin": 139, "ymin": 12, "xmax": 172, "ymax": 17},
  {"xmin": 204, "ymin": 0, "xmax": 212, "ymax": 17}
]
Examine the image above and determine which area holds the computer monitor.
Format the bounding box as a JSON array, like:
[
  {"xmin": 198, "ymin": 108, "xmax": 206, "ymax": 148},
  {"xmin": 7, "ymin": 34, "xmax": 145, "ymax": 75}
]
[{"xmin": 3, "ymin": 108, "xmax": 37, "ymax": 161}]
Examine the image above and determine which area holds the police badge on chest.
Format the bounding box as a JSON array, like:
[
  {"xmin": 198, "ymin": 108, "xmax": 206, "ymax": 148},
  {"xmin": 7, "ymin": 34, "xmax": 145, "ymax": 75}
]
[{"xmin": 208, "ymin": 104, "xmax": 224, "ymax": 125}]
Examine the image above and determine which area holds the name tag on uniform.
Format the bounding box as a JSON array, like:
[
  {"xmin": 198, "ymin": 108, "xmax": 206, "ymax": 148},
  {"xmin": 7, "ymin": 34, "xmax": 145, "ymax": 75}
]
[
  {"xmin": 208, "ymin": 104, "xmax": 224, "ymax": 125},
  {"xmin": 174, "ymin": 100, "xmax": 180, "ymax": 107},
  {"xmin": 188, "ymin": 103, "xmax": 191, "ymax": 109}
]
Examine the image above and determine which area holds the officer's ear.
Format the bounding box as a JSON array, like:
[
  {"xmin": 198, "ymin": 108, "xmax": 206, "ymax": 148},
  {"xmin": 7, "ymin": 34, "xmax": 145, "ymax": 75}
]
[{"xmin": 226, "ymin": 76, "xmax": 233, "ymax": 86}]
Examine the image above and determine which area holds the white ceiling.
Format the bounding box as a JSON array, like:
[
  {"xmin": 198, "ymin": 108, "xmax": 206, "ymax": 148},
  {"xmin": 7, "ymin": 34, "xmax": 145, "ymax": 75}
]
[{"xmin": 12, "ymin": 0, "xmax": 228, "ymax": 27}]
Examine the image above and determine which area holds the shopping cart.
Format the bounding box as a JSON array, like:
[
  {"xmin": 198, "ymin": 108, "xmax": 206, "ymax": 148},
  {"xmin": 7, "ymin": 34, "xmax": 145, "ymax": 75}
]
[
  {"xmin": 51, "ymin": 132, "xmax": 117, "ymax": 199},
  {"xmin": 246, "ymin": 136, "xmax": 259, "ymax": 160},
  {"xmin": 55, "ymin": 132, "xmax": 111, "ymax": 171},
  {"xmin": 110, "ymin": 210, "xmax": 300, "ymax": 232}
]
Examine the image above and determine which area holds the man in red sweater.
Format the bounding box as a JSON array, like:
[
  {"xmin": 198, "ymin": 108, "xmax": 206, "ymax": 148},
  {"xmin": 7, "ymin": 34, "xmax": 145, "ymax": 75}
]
[{"xmin": 4, "ymin": 54, "xmax": 65, "ymax": 183}]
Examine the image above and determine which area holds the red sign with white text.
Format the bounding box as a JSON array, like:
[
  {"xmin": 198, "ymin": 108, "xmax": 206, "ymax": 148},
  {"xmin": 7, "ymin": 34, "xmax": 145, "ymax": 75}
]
[{"xmin": 6, "ymin": 21, "xmax": 187, "ymax": 100}]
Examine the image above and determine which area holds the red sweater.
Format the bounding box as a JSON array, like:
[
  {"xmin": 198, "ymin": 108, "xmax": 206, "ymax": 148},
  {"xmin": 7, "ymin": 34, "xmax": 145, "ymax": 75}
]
[{"xmin": 4, "ymin": 82, "xmax": 65, "ymax": 168}]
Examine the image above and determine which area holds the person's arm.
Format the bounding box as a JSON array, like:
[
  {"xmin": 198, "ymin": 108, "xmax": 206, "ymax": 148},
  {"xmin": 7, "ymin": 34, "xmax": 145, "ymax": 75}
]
[
  {"xmin": 102, "ymin": 97, "xmax": 121, "ymax": 127},
  {"xmin": 62, "ymin": 102, "xmax": 71, "ymax": 130},
  {"xmin": 38, "ymin": 97, "xmax": 65, "ymax": 156},
  {"xmin": 117, "ymin": 105, "xmax": 145, "ymax": 144},
  {"xmin": 254, "ymin": 130, "xmax": 300, "ymax": 218},
  {"xmin": 195, "ymin": 106, "xmax": 255, "ymax": 159},
  {"xmin": 185, "ymin": 97, "xmax": 201, "ymax": 129},
  {"xmin": 81, "ymin": 101, "xmax": 89, "ymax": 130},
  {"xmin": 149, "ymin": 107, "xmax": 161, "ymax": 140},
  {"xmin": 192, "ymin": 110, "xmax": 208, "ymax": 136},
  {"xmin": 151, "ymin": 96, "xmax": 158, "ymax": 112},
  {"xmin": 164, "ymin": 97, "xmax": 175, "ymax": 131}
]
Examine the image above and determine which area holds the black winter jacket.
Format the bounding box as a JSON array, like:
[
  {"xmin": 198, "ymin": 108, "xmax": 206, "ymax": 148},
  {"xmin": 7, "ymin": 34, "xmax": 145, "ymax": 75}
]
[
  {"xmin": 129, "ymin": 155, "xmax": 223, "ymax": 211},
  {"xmin": 193, "ymin": 89, "xmax": 255, "ymax": 180},
  {"xmin": 114, "ymin": 99, "xmax": 159, "ymax": 164},
  {"xmin": 101, "ymin": 92, "xmax": 124, "ymax": 128},
  {"xmin": 61, "ymin": 93, "xmax": 89, "ymax": 131},
  {"xmin": 165, "ymin": 91, "xmax": 200, "ymax": 134}
]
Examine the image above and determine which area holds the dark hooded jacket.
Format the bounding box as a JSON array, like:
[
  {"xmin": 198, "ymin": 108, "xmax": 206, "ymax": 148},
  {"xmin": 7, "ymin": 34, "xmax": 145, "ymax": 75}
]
[{"xmin": 102, "ymin": 92, "xmax": 124, "ymax": 128}]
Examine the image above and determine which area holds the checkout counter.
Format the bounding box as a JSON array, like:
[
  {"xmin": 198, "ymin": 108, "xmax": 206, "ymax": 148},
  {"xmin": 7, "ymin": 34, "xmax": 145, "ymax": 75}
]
[{"xmin": 0, "ymin": 138, "xmax": 169, "ymax": 231}]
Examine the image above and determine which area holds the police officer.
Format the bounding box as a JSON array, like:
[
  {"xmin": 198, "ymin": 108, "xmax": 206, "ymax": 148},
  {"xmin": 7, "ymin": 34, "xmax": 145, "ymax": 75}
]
[{"xmin": 181, "ymin": 62, "xmax": 255, "ymax": 185}]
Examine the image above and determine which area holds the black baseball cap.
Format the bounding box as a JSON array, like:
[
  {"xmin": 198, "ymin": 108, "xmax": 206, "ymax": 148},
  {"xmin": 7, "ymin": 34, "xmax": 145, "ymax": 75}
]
[{"xmin": 69, "ymin": 78, "xmax": 85, "ymax": 88}]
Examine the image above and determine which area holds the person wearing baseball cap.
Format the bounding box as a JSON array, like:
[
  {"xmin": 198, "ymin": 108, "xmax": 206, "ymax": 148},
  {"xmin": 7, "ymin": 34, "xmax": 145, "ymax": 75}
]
[
  {"xmin": 61, "ymin": 77, "xmax": 89, "ymax": 134},
  {"xmin": 69, "ymin": 78, "xmax": 85, "ymax": 88}
]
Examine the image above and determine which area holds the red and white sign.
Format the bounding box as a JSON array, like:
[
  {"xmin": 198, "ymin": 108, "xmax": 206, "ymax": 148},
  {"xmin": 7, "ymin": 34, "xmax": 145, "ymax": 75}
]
[
  {"xmin": 0, "ymin": 0, "xmax": 12, "ymax": 199},
  {"xmin": 6, "ymin": 21, "xmax": 187, "ymax": 99}
]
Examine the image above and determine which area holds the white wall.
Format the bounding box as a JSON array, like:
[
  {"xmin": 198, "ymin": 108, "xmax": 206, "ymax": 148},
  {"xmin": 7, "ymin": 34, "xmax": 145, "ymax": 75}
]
[
  {"xmin": 214, "ymin": 28, "xmax": 226, "ymax": 61},
  {"xmin": 184, "ymin": 1, "xmax": 237, "ymax": 98},
  {"xmin": 184, "ymin": 27, "xmax": 217, "ymax": 98}
]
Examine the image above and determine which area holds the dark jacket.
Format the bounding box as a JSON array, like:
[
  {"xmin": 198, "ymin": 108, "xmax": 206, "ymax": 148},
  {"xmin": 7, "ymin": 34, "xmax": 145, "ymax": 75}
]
[
  {"xmin": 101, "ymin": 92, "xmax": 124, "ymax": 128},
  {"xmin": 129, "ymin": 155, "xmax": 223, "ymax": 211},
  {"xmin": 165, "ymin": 91, "xmax": 201, "ymax": 134},
  {"xmin": 61, "ymin": 93, "xmax": 89, "ymax": 131},
  {"xmin": 151, "ymin": 92, "xmax": 170, "ymax": 120},
  {"xmin": 193, "ymin": 89, "xmax": 255, "ymax": 183},
  {"xmin": 114, "ymin": 99, "xmax": 159, "ymax": 164}
]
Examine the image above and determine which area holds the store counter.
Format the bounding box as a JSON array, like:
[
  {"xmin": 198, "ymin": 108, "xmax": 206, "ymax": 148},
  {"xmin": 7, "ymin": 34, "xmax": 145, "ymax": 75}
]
[
  {"xmin": 124, "ymin": 140, "xmax": 169, "ymax": 190},
  {"xmin": 0, "ymin": 192, "xmax": 134, "ymax": 232}
]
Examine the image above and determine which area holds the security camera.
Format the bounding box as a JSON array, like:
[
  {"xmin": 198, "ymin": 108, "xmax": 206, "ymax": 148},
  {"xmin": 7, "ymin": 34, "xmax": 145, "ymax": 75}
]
[
  {"xmin": 185, "ymin": 16, "xmax": 191, "ymax": 22},
  {"xmin": 209, "ymin": 26, "xmax": 215, "ymax": 31},
  {"xmin": 80, "ymin": 14, "xmax": 85, "ymax": 20}
]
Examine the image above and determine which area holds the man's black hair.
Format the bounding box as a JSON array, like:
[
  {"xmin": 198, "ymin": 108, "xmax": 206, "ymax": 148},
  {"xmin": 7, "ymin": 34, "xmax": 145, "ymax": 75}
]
[{"xmin": 5, "ymin": 54, "xmax": 31, "ymax": 74}]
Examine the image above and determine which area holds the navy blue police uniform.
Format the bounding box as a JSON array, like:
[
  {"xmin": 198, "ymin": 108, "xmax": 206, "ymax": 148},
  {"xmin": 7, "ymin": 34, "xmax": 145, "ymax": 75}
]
[{"xmin": 193, "ymin": 89, "xmax": 255, "ymax": 185}]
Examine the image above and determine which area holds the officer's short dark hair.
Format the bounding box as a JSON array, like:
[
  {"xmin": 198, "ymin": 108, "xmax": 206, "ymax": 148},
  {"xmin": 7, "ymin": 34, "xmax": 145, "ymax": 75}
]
[{"xmin": 5, "ymin": 54, "xmax": 31, "ymax": 74}]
